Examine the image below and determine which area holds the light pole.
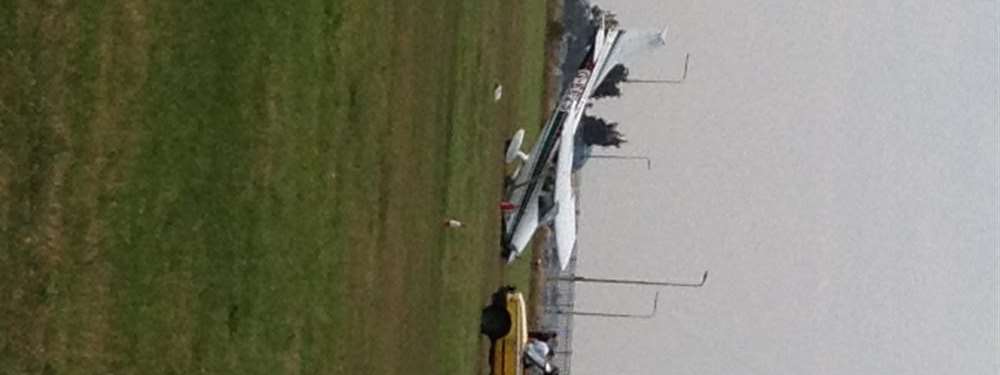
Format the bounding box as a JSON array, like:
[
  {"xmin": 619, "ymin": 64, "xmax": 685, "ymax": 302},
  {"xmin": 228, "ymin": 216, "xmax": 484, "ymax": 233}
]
[
  {"xmin": 587, "ymin": 154, "xmax": 652, "ymax": 170},
  {"xmin": 547, "ymin": 292, "xmax": 660, "ymax": 319},
  {"xmin": 552, "ymin": 270, "xmax": 709, "ymax": 288}
]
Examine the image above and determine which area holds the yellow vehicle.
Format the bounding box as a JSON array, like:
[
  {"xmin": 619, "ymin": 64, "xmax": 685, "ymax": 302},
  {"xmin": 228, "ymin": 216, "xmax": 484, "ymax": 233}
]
[{"xmin": 480, "ymin": 286, "xmax": 528, "ymax": 375}]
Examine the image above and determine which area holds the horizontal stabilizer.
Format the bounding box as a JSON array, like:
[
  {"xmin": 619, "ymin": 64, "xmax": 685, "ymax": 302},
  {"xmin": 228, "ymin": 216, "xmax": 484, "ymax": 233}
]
[{"xmin": 505, "ymin": 129, "xmax": 527, "ymax": 164}]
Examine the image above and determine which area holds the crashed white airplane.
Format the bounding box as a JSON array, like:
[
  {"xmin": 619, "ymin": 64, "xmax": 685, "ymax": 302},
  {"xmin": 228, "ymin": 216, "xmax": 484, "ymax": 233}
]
[{"xmin": 501, "ymin": 18, "xmax": 672, "ymax": 270}]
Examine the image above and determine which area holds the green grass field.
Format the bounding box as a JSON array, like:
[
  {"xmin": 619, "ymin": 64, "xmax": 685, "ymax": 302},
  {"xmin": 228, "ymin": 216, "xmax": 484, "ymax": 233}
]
[{"xmin": 0, "ymin": 1, "xmax": 548, "ymax": 374}]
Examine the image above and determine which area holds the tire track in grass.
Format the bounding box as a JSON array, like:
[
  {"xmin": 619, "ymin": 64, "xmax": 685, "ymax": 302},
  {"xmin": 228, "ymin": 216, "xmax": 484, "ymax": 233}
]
[
  {"xmin": 49, "ymin": 1, "xmax": 151, "ymax": 373},
  {"xmin": 435, "ymin": 2, "xmax": 477, "ymax": 373},
  {"xmin": 325, "ymin": 1, "xmax": 392, "ymax": 373},
  {"xmin": 3, "ymin": 0, "xmax": 78, "ymax": 372}
]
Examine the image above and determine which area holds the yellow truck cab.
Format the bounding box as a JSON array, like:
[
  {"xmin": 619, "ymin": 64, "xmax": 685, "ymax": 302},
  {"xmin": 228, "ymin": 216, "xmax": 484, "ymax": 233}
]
[{"xmin": 481, "ymin": 286, "xmax": 528, "ymax": 375}]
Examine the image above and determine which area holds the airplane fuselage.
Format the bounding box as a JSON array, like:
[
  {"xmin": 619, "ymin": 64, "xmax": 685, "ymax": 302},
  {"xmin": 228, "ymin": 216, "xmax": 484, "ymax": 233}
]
[{"xmin": 501, "ymin": 22, "xmax": 627, "ymax": 268}]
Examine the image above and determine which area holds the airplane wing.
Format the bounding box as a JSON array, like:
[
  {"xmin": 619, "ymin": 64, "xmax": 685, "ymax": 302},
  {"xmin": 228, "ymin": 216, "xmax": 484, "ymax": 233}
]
[
  {"xmin": 507, "ymin": 193, "xmax": 540, "ymax": 263},
  {"xmin": 553, "ymin": 110, "xmax": 579, "ymax": 270}
]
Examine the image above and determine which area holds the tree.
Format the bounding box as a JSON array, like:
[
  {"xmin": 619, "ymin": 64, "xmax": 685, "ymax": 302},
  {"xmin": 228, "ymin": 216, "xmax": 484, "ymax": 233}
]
[
  {"xmin": 591, "ymin": 64, "xmax": 630, "ymax": 99},
  {"xmin": 580, "ymin": 115, "xmax": 627, "ymax": 148},
  {"xmin": 589, "ymin": 5, "xmax": 619, "ymax": 29}
]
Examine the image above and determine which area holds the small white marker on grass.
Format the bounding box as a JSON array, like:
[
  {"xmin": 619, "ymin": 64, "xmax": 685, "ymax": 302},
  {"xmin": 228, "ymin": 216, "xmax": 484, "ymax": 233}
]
[{"xmin": 443, "ymin": 218, "xmax": 465, "ymax": 228}]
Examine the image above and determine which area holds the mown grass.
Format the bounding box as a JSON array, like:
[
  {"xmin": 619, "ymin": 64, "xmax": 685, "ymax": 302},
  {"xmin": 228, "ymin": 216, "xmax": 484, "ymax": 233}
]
[{"xmin": 0, "ymin": 1, "xmax": 548, "ymax": 374}]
